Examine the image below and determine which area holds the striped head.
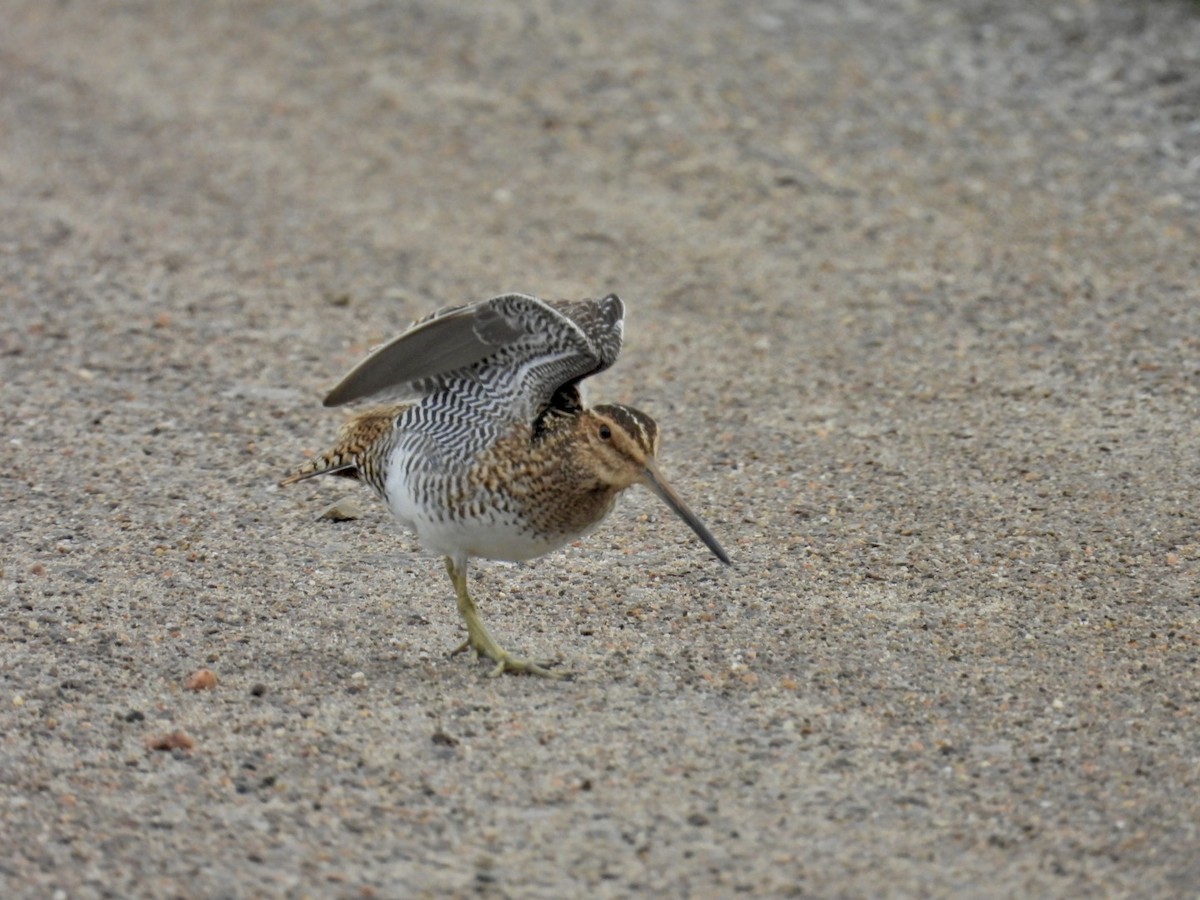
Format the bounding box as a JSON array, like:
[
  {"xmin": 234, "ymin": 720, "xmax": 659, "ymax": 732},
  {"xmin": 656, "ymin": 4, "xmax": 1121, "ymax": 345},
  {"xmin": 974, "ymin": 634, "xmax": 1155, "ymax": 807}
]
[
  {"xmin": 582, "ymin": 404, "xmax": 660, "ymax": 488},
  {"xmin": 584, "ymin": 404, "xmax": 730, "ymax": 564}
]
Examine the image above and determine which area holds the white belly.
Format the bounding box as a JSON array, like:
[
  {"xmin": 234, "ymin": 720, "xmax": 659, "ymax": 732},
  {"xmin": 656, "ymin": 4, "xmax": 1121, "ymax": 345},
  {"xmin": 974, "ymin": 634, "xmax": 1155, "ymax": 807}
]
[{"xmin": 382, "ymin": 452, "xmax": 579, "ymax": 563}]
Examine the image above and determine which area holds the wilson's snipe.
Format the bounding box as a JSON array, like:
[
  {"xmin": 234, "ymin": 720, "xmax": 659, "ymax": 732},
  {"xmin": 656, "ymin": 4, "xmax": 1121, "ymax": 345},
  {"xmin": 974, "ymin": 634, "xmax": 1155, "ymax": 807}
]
[{"xmin": 282, "ymin": 293, "xmax": 729, "ymax": 678}]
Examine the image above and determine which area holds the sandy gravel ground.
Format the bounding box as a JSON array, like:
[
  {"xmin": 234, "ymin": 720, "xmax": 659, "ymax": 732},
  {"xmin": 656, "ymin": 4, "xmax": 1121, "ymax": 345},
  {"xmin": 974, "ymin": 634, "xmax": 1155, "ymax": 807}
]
[{"xmin": 2, "ymin": 1, "xmax": 1198, "ymax": 896}]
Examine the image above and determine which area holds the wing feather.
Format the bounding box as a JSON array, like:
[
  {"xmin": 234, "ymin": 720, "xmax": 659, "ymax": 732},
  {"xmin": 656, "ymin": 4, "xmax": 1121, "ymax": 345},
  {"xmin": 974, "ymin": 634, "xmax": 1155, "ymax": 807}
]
[{"xmin": 323, "ymin": 293, "xmax": 625, "ymax": 419}]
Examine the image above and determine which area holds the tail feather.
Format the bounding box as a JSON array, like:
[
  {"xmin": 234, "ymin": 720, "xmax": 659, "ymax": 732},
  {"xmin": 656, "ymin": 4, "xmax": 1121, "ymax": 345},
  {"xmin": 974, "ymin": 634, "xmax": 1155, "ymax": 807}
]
[
  {"xmin": 279, "ymin": 403, "xmax": 411, "ymax": 489},
  {"xmin": 279, "ymin": 456, "xmax": 360, "ymax": 487}
]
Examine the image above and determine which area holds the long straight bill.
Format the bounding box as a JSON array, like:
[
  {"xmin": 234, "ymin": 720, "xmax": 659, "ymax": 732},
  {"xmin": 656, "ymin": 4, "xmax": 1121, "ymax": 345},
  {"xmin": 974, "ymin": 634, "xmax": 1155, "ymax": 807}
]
[{"xmin": 641, "ymin": 463, "xmax": 731, "ymax": 565}]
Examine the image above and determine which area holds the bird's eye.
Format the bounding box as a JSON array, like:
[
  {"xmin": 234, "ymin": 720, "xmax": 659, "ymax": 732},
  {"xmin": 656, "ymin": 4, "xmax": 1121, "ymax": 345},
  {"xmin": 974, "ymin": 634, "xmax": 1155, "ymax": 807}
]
[{"xmin": 598, "ymin": 424, "xmax": 612, "ymax": 441}]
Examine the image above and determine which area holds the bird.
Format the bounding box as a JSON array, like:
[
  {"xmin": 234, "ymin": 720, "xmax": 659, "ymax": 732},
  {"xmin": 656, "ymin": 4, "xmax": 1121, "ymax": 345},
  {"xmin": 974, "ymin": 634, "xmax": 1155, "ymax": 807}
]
[{"xmin": 281, "ymin": 292, "xmax": 730, "ymax": 678}]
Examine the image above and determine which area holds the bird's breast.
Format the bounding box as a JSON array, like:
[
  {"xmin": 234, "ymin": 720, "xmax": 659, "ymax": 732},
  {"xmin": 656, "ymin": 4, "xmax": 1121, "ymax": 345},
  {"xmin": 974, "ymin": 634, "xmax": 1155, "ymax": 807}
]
[{"xmin": 380, "ymin": 417, "xmax": 619, "ymax": 562}]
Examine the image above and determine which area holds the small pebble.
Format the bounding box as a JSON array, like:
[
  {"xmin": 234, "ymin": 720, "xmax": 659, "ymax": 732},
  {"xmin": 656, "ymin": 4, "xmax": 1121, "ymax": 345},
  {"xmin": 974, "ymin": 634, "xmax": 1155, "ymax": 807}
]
[
  {"xmin": 184, "ymin": 668, "xmax": 219, "ymax": 691},
  {"xmin": 144, "ymin": 730, "xmax": 195, "ymax": 752},
  {"xmin": 319, "ymin": 500, "xmax": 363, "ymax": 521}
]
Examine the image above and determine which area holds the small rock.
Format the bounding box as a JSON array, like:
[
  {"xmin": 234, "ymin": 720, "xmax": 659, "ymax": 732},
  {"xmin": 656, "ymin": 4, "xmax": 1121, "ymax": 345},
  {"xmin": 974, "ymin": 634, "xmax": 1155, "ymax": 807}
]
[
  {"xmin": 319, "ymin": 500, "xmax": 363, "ymax": 521},
  {"xmin": 144, "ymin": 730, "xmax": 195, "ymax": 752},
  {"xmin": 184, "ymin": 668, "xmax": 219, "ymax": 691}
]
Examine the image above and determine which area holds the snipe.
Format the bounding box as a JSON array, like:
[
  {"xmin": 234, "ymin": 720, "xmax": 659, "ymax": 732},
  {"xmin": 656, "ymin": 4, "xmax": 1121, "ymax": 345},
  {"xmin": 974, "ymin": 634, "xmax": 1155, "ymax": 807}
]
[{"xmin": 282, "ymin": 293, "xmax": 729, "ymax": 678}]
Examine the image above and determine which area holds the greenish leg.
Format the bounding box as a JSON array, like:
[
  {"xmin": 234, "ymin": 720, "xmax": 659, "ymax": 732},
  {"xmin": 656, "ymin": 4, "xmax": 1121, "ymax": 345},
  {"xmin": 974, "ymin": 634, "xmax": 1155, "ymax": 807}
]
[{"xmin": 444, "ymin": 558, "xmax": 565, "ymax": 679}]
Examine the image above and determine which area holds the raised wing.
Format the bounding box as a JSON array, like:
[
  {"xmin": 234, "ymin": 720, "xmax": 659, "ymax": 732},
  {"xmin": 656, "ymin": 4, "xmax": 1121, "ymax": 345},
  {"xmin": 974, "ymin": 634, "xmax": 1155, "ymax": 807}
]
[{"xmin": 323, "ymin": 293, "xmax": 625, "ymax": 416}]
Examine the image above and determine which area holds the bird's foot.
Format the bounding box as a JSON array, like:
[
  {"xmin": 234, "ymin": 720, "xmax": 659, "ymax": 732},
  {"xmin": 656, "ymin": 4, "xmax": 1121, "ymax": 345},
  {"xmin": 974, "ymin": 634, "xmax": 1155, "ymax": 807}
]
[
  {"xmin": 486, "ymin": 651, "xmax": 565, "ymax": 679},
  {"xmin": 444, "ymin": 558, "xmax": 568, "ymax": 679},
  {"xmin": 449, "ymin": 636, "xmax": 566, "ymax": 680}
]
